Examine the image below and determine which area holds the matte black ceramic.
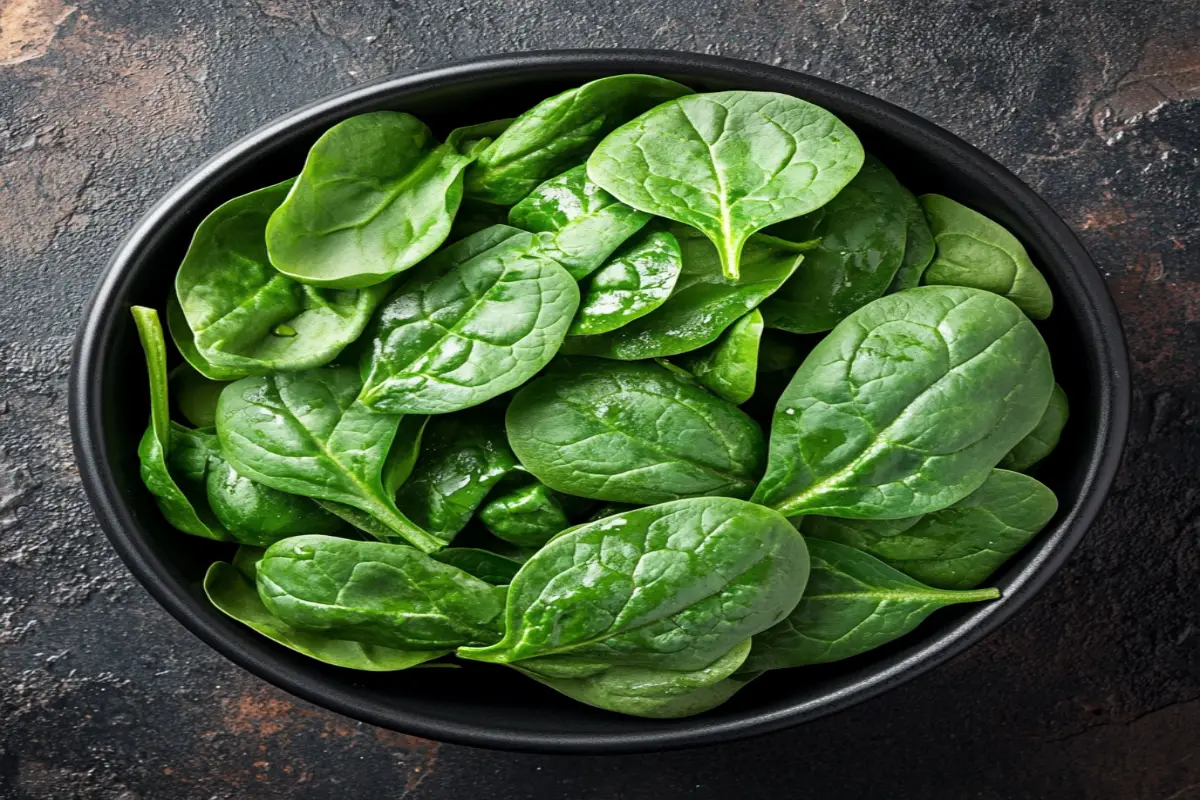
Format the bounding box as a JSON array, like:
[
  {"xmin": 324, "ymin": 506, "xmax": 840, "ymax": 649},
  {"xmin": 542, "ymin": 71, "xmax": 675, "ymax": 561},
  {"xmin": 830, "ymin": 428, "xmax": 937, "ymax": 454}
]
[{"xmin": 70, "ymin": 50, "xmax": 1130, "ymax": 754}]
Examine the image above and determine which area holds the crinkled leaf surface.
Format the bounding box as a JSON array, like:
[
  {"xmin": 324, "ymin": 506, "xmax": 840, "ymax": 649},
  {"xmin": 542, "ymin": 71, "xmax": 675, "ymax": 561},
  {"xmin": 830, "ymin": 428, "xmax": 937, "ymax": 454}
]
[
  {"xmin": 478, "ymin": 482, "xmax": 569, "ymax": 547},
  {"xmin": 569, "ymin": 229, "xmax": 682, "ymax": 336},
  {"xmin": 679, "ymin": 308, "xmax": 763, "ymax": 405}
]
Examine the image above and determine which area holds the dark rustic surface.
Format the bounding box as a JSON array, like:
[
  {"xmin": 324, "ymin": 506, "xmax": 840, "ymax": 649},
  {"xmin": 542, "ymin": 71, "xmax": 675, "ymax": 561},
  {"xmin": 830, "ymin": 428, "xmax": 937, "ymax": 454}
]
[{"xmin": 1, "ymin": 0, "xmax": 1198, "ymax": 797}]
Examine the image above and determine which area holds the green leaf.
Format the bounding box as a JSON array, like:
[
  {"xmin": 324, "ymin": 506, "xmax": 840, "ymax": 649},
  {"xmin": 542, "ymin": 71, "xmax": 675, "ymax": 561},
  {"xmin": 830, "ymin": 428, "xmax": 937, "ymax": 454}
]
[
  {"xmin": 169, "ymin": 363, "xmax": 228, "ymax": 428},
  {"xmin": 175, "ymin": 180, "xmax": 392, "ymax": 375},
  {"xmin": 394, "ymin": 411, "xmax": 519, "ymax": 541},
  {"xmin": 478, "ymin": 482, "xmax": 570, "ymax": 547},
  {"xmin": 205, "ymin": 550, "xmax": 446, "ymax": 670},
  {"xmin": 678, "ymin": 309, "xmax": 763, "ymax": 405},
  {"xmin": 1001, "ymin": 382, "xmax": 1068, "ymax": 471},
  {"xmin": 457, "ymin": 497, "xmax": 809, "ymax": 670},
  {"xmin": 588, "ymin": 91, "xmax": 863, "ymax": 279},
  {"xmin": 430, "ymin": 548, "xmax": 523, "ymax": 585},
  {"xmin": 256, "ymin": 535, "xmax": 507, "ymax": 649},
  {"xmin": 802, "ymin": 468, "xmax": 1058, "ymax": 589},
  {"xmin": 516, "ymin": 638, "xmax": 752, "ymax": 718},
  {"xmin": 465, "ymin": 74, "xmax": 693, "ymax": 205},
  {"xmin": 760, "ymin": 155, "xmax": 909, "ymax": 333},
  {"xmin": 205, "ymin": 458, "xmax": 345, "ymax": 546},
  {"xmin": 506, "ymin": 358, "xmax": 766, "ymax": 504},
  {"xmin": 359, "ymin": 225, "xmax": 580, "ymax": 415},
  {"xmin": 569, "ymin": 229, "xmax": 682, "ymax": 336},
  {"xmin": 741, "ymin": 539, "xmax": 999, "ymax": 670},
  {"xmin": 214, "ymin": 366, "xmax": 444, "ymax": 553},
  {"xmin": 509, "ymin": 164, "xmax": 651, "ymax": 280},
  {"xmin": 266, "ymin": 112, "xmax": 477, "ymax": 289},
  {"xmin": 751, "ymin": 286, "xmax": 1054, "ymax": 518},
  {"xmin": 888, "ymin": 187, "xmax": 935, "ymax": 292},
  {"xmin": 131, "ymin": 306, "xmax": 229, "ymax": 541},
  {"xmin": 920, "ymin": 194, "xmax": 1054, "ymax": 319},
  {"xmin": 560, "ymin": 225, "xmax": 801, "ymax": 360},
  {"xmin": 166, "ymin": 292, "xmax": 244, "ymax": 381}
]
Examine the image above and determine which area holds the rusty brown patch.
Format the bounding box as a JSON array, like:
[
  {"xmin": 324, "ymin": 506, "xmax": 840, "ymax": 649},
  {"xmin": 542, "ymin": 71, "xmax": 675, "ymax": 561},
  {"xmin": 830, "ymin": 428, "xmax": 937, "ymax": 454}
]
[
  {"xmin": 1093, "ymin": 37, "xmax": 1200, "ymax": 142},
  {"xmin": 223, "ymin": 692, "xmax": 299, "ymax": 737},
  {"xmin": 1110, "ymin": 252, "xmax": 1200, "ymax": 380},
  {"xmin": 0, "ymin": 0, "xmax": 76, "ymax": 65}
]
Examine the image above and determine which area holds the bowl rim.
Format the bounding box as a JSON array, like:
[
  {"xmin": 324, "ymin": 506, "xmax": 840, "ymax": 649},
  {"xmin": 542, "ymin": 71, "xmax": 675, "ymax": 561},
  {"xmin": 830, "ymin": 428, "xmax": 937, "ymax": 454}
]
[{"xmin": 69, "ymin": 48, "xmax": 1130, "ymax": 754}]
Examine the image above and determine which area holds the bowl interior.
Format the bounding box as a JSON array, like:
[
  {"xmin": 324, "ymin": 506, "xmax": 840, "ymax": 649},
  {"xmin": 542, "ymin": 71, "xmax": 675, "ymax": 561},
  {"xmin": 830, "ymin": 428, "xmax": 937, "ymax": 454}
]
[{"xmin": 75, "ymin": 52, "xmax": 1125, "ymax": 753}]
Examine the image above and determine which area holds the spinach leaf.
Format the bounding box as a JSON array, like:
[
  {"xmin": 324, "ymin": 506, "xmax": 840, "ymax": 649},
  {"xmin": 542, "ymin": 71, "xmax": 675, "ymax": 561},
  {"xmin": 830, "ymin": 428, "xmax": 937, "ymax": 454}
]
[
  {"xmin": 760, "ymin": 155, "xmax": 909, "ymax": 333},
  {"xmin": 920, "ymin": 194, "xmax": 1054, "ymax": 319},
  {"xmin": 265, "ymin": 112, "xmax": 481, "ymax": 289},
  {"xmin": 257, "ymin": 535, "xmax": 506, "ymax": 649},
  {"xmin": 359, "ymin": 225, "xmax": 579, "ymax": 415},
  {"xmin": 205, "ymin": 458, "xmax": 345, "ymax": 546},
  {"xmin": 888, "ymin": 187, "xmax": 936, "ymax": 292},
  {"xmin": 741, "ymin": 539, "xmax": 998, "ymax": 670},
  {"xmin": 449, "ymin": 199, "xmax": 511, "ymax": 242},
  {"xmin": 214, "ymin": 366, "xmax": 444, "ymax": 553},
  {"xmin": 509, "ymin": 164, "xmax": 651, "ymax": 280},
  {"xmin": 588, "ymin": 91, "xmax": 863, "ymax": 279},
  {"xmin": 569, "ymin": 229, "xmax": 682, "ymax": 336},
  {"xmin": 132, "ymin": 306, "xmax": 229, "ymax": 541},
  {"xmin": 517, "ymin": 638, "xmax": 752, "ymax": 719},
  {"xmin": 166, "ymin": 292, "xmax": 244, "ymax": 381},
  {"xmin": 1001, "ymin": 382, "xmax": 1068, "ymax": 472},
  {"xmin": 478, "ymin": 482, "xmax": 570, "ymax": 547},
  {"xmin": 430, "ymin": 548, "xmax": 523, "ymax": 585},
  {"xmin": 170, "ymin": 363, "xmax": 228, "ymax": 428},
  {"xmin": 394, "ymin": 411, "xmax": 519, "ymax": 541},
  {"xmin": 205, "ymin": 547, "xmax": 445, "ymax": 670},
  {"xmin": 803, "ymin": 468, "xmax": 1058, "ymax": 589},
  {"xmin": 465, "ymin": 74, "xmax": 693, "ymax": 205},
  {"xmin": 561, "ymin": 226, "xmax": 802, "ymax": 360},
  {"xmin": 678, "ymin": 309, "xmax": 763, "ymax": 405},
  {"xmin": 175, "ymin": 180, "xmax": 391, "ymax": 376},
  {"xmin": 506, "ymin": 358, "xmax": 766, "ymax": 504},
  {"xmin": 447, "ymin": 118, "xmax": 513, "ymax": 154},
  {"xmin": 458, "ymin": 497, "xmax": 809, "ymax": 670},
  {"xmin": 752, "ymin": 286, "xmax": 1054, "ymax": 518}
]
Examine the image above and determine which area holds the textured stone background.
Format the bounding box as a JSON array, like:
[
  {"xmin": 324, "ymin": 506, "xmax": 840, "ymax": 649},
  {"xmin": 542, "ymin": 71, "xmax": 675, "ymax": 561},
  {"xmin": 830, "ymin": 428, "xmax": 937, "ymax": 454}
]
[{"xmin": 1, "ymin": 0, "xmax": 1198, "ymax": 797}]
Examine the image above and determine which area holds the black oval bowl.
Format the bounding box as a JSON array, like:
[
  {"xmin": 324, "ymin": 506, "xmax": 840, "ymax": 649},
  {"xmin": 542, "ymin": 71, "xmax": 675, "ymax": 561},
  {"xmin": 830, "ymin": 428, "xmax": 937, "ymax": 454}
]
[{"xmin": 70, "ymin": 50, "xmax": 1130, "ymax": 754}]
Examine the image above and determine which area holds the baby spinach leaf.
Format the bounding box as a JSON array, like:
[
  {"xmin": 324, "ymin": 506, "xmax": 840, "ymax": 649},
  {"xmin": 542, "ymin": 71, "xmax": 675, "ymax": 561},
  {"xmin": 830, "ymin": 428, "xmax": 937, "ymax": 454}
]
[
  {"xmin": 588, "ymin": 91, "xmax": 863, "ymax": 279},
  {"xmin": 561, "ymin": 226, "xmax": 802, "ymax": 360},
  {"xmin": 166, "ymin": 292, "xmax": 244, "ymax": 381},
  {"xmin": 266, "ymin": 112, "xmax": 480, "ymax": 289},
  {"xmin": 205, "ymin": 547, "xmax": 446, "ymax": 670},
  {"xmin": 457, "ymin": 497, "xmax": 809, "ymax": 670},
  {"xmin": 760, "ymin": 155, "xmax": 909, "ymax": 333},
  {"xmin": 394, "ymin": 411, "xmax": 519, "ymax": 541},
  {"xmin": 887, "ymin": 188, "xmax": 936, "ymax": 292},
  {"xmin": 506, "ymin": 358, "xmax": 767, "ymax": 504},
  {"xmin": 1001, "ymin": 382, "xmax": 1068, "ymax": 472},
  {"xmin": 132, "ymin": 306, "xmax": 230, "ymax": 541},
  {"xmin": 256, "ymin": 535, "xmax": 506, "ymax": 649},
  {"xmin": 509, "ymin": 165, "xmax": 651, "ymax": 280},
  {"xmin": 175, "ymin": 180, "xmax": 391, "ymax": 376},
  {"xmin": 569, "ymin": 229, "xmax": 682, "ymax": 336},
  {"xmin": 920, "ymin": 194, "xmax": 1054, "ymax": 319},
  {"xmin": 741, "ymin": 539, "xmax": 998, "ymax": 670},
  {"xmin": 517, "ymin": 638, "xmax": 751, "ymax": 719},
  {"xmin": 803, "ymin": 468, "xmax": 1058, "ymax": 589},
  {"xmin": 170, "ymin": 363, "xmax": 228, "ymax": 429},
  {"xmin": 205, "ymin": 458, "xmax": 345, "ymax": 547},
  {"xmin": 430, "ymin": 548, "xmax": 523, "ymax": 585},
  {"xmin": 478, "ymin": 482, "xmax": 570, "ymax": 547},
  {"xmin": 678, "ymin": 309, "xmax": 763, "ymax": 405},
  {"xmin": 465, "ymin": 74, "xmax": 693, "ymax": 205},
  {"xmin": 446, "ymin": 118, "xmax": 513, "ymax": 155},
  {"xmin": 449, "ymin": 199, "xmax": 511, "ymax": 242},
  {"xmin": 752, "ymin": 286, "xmax": 1054, "ymax": 518},
  {"xmin": 359, "ymin": 225, "xmax": 580, "ymax": 415},
  {"xmin": 215, "ymin": 366, "xmax": 444, "ymax": 553}
]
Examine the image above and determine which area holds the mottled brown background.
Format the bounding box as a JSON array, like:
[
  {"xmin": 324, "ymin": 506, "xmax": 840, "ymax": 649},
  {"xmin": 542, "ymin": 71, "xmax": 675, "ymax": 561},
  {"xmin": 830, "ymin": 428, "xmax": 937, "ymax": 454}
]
[{"xmin": 1, "ymin": 0, "xmax": 1197, "ymax": 797}]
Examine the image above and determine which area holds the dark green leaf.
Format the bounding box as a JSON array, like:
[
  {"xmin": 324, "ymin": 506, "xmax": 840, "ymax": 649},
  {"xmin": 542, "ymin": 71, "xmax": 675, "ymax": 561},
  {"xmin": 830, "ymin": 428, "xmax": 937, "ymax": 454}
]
[
  {"xmin": 431, "ymin": 548, "xmax": 523, "ymax": 585},
  {"xmin": 752, "ymin": 286, "xmax": 1054, "ymax": 518},
  {"xmin": 588, "ymin": 91, "xmax": 863, "ymax": 279},
  {"xmin": 166, "ymin": 292, "xmax": 244, "ymax": 381},
  {"xmin": 920, "ymin": 194, "xmax": 1054, "ymax": 319},
  {"xmin": 478, "ymin": 482, "xmax": 570, "ymax": 547},
  {"xmin": 465, "ymin": 75, "xmax": 693, "ymax": 205},
  {"xmin": 458, "ymin": 497, "xmax": 809, "ymax": 670},
  {"xmin": 760, "ymin": 155, "xmax": 909, "ymax": 333},
  {"xmin": 359, "ymin": 225, "xmax": 580, "ymax": 414},
  {"xmin": 678, "ymin": 309, "xmax": 763, "ymax": 405},
  {"xmin": 205, "ymin": 459, "xmax": 345, "ymax": 546},
  {"xmin": 802, "ymin": 468, "xmax": 1058, "ymax": 589},
  {"xmin": 506, "ymin": 358, "xmax": 766, "ymax": 504},
  {"xmin": 1000, "ymin": 382, "xmax": 1068, "ymax": 471},
  {"xmin": 741, "ymin": 539, "xmax": 998, "ymax": 670},
  {"xmin": 266, "ymin": 112, "xmax": 477, "ymax": 288},
  {"xmin": 887, "ymin": 187, "xmax": 935, "ymax": 292},
  {"xmin": 170, "ymin": 362, "xmax": 228, "ymax": 428},
  {"xmin": 569, "ymin": 229, "xmax": 682, "ymax": 335}
]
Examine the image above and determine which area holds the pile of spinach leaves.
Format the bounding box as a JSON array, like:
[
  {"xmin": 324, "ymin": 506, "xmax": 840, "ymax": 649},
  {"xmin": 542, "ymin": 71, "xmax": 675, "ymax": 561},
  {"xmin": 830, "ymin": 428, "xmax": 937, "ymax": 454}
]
[{"xmin": 134, "ymin": 75, "xmax": 1067, "ymax": 720}]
